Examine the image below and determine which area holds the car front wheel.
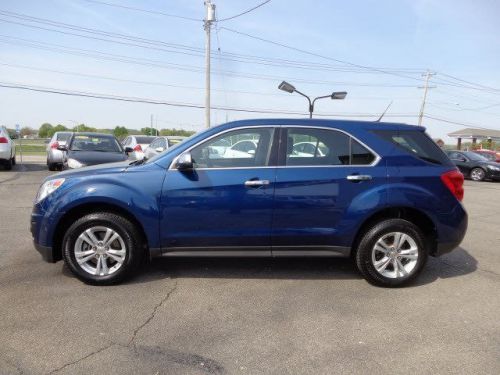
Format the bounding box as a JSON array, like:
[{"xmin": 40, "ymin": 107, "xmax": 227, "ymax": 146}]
[
  {"xmin": 62, "ymin": 212, "xmax": 144, "ymax": 285},
  {"xmin": 355, "ymin": 219, "xmax": 428, "ymax": 287}
]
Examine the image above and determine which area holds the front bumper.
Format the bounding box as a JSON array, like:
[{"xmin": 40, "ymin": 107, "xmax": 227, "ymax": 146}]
[
  {"xmin": 34, "ymin": 242, "xmax": 56, "ymax": 263},
  {"xmin": 485, "ymin": 168, "xmax": 500, "ymax": 180}
]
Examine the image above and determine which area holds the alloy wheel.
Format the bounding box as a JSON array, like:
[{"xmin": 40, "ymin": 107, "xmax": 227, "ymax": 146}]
[
  {"xmin": 73, "ymin": 226, "xmax": 127, "ymax": 276},
  {"xmin": 371, "ymin": 232, "xmax": 419, "ymax": 279}
]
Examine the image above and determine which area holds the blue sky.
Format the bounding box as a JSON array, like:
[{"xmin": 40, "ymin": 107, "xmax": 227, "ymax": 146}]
[{"xmin": 1, "ymin": 0, "xmax": 499, "ymax": 142}]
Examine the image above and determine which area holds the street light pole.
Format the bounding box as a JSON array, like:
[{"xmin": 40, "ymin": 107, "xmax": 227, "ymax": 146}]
[{"xmin": 278, "ymin": 81, "xmax": 347, "ymax": 118}]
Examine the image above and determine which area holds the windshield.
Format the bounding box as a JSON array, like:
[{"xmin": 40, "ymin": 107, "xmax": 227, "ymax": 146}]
[
  {"xmin": 463, "ymin": 151, "xmax": 488, "ymax": 161},
  {"xmin": 135, "ymin": 136, "xmax": 156, "ymax": 144},
  {"xmin": 70, "ymin": 134, "xmax": 123, "ymax": 152},
  {"xmin": 56, "ymin": 133, "xmax": 71, "ymax": 141}
]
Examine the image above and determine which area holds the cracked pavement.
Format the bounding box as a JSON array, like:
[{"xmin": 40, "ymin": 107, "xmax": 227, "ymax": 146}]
[{"xmin": 0, "ymin": 163, "xmax": 499, "ymax": 374}]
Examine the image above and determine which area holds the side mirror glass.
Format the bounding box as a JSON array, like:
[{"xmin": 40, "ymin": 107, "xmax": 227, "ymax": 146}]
[
  {"xmin": 124, "ymin": 146, "xmax": 134, "ymax": 154},
  {"xmin": 176, "ymin": 152, "xmax": 193, "ymax": 170}
]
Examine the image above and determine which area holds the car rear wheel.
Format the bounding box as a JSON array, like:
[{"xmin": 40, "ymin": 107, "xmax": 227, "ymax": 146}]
[
  {"xmin": 62, "ymin": 212, "xmax": 144, "ymax": 285},
  {"xmin": 355, "ymin": 219, "xmax": 428, "ymax": 287},
  {"xmin": 470, "ymin": 167, "xmax": 485, "ymax": 181},
  {"xmin": 4, "ymin": 158, "xmax": 12, "ymax": 170}
]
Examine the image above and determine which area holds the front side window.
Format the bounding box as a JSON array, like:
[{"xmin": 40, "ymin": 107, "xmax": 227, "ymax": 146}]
[
  {"xmin": 284, "ymin": 128, "xmax": 377, "ymax": 166},
  {"xmin": 190, "ymin": 128, "xmax": 275, "ymax": 168}
]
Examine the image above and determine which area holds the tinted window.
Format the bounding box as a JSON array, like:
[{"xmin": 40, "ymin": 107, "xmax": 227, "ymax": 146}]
[
  {"xmin": 56, "ymin": 133, "xmax": 71, "ymax": 141},
  {"xmin": 284, "ymin": 128, "xmax": 375, "ymax": 166},
  {"xmin": 191, "ymin": 128, "xmax": 274, "ymax": 168},
  {"xmin": 351, "ymin": 139, "xmax": 376, "ymax": 165},
  {"xmin": 70, "ymin": 135, "xmax": 122, "ymax": 152},
  {"xmin": 135, "ymin": 136, "xmax": 156, "ymax": 144},
  {"xmin": 463, "ymin": 151, "xmax": 487, "ymax": 161},
  {"xmin": 375, "ymin": 130, "xmax": 452, "ymax": 166}
]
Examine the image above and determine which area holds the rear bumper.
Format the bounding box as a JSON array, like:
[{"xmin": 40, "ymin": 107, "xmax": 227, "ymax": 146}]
[{"xmin": 433, "ymin": 205, "xmax": 468, "ymax": 257}]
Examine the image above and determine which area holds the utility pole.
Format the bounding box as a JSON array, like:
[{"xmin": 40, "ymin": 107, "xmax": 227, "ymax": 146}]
[
  {"xmin": 418, "ymin": 70, "xmax": 436, "ymax": 126},
  {"xmin": 204, "ymin": 1, "xmax": 216, "ymax": 128}
]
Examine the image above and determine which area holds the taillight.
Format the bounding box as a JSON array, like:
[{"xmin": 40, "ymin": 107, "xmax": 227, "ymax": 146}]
[
  {"xmin": 0, "ymin": 137, "xmax": 8, "ymax": 143},
  {"xmin": 50, "ymin": 141, "xmax": 59, "ymax": 149},
  {"xmin": 133, "ymin": 144, "xmax": 142, "ymax": 152},
  {"xmin": 441, "ymin": 169, "xmax": 464, "ymax": 201}
]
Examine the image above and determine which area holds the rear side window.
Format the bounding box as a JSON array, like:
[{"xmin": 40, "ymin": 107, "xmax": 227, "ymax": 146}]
[
  {"xmin": 374, "ymin": 130, "xmax": 452, "ymax": 166},
  {"xmin": 282, "ymin": 128, "xmax": 377, "ymax": 166}
]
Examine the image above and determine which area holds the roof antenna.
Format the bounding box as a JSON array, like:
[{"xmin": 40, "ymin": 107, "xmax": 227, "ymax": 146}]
[{"xmin": 376, "ymin": 101, "xmax": 393, "ymax": 122}]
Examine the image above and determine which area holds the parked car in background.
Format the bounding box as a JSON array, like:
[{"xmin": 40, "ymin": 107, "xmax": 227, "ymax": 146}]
[
  {"xmin": 473, "ymin": 149, "xmax": 500, "ymax": 163},
  {"xmin": 46, "ymin": 131, "xmax": 73, "ymax": 171},
  {"xmin": 32, "ymin": 119, "xmax": 467, "ymax": 287},
  {"xmin": 0, "ymin": 125, "xmax": 16, "ymax": 170},
  {"xmin": 446, "ymin": 150, "xmax": 500, "ymax": 181},
  {"xmin": 121, "ymin": 135, "xmax": 156, "ymax": 160},
  {"xmin": 143, "ymin": 136, "xmax": 186, "ymax": 159},
  {"xmin": 59, "ymin": 133, "xmax": 128, "ymax": 169}
]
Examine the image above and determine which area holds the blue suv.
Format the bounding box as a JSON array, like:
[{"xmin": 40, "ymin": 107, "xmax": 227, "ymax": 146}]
[{"xmin": 31, "ymin": 119, "xmax": 467, "ymax": 287}]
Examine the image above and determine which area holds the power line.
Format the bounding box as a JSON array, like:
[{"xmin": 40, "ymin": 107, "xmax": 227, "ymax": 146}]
[
  {"xmin": 0, "ymin": 36, "xmax": 423, "ymax": 88},
  {"xmin": 218, "ymin": 26, "xmax": 427, "ymax": 83},
  {"xmin": 0, "ymin": 81, "xmax": 417, "ymax": 118},
  {"xmin": 218, "ymin": 0, "xmax": 272, "ymax": 22},
  {"xmin": 0, "ymin": 11, "xmax": 428, "ymax": 75},
  {"xmin": 424, "ymin": 114, "xmax": 500, "ymax": 131},
  {"xmin": 81, "ymin": 0, "xmax": 201, "ymax": 22}
]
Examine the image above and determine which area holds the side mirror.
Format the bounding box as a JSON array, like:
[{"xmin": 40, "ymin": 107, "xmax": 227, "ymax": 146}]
[
  {"xmin": 124, "ymin": 146, "xmax": 133, "ymax": 154},
  {"xmin": 176, "ymin": 152, "xmax": 193, "ymax": 170},
  {"xmin": 57, "ymin": 145, "xmax": 68, "ymax": 151},
  {"xmin": 155, "ymin": 147, "xmax": 165, "ymax": 153}
]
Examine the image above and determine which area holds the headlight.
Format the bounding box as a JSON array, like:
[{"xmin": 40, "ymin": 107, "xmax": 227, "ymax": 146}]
[
  {"xmin": 36, "ymin": 178, "xmax": 65, "ymax": 203},
  {"xmin": 487, "ymin": 165, "xmax": 500, "ymax": 171},
  {"xmin": 67, "ymin": 158, "xmax": 84, "ymax": 169}
]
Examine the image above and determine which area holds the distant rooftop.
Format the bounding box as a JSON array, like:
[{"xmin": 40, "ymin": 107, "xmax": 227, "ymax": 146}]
[{"xmin": 448, "ymin": 127, "xmax": 500, "ymax": 140}]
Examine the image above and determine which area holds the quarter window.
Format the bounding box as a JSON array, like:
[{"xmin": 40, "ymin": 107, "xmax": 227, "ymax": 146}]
[{"xmin": 190, "ymin": 128, "xmax": 275, "ymax": 168}]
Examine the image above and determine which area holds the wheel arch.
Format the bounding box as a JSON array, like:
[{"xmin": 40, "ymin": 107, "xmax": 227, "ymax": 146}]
[
  {"xmin": 52, "ymin": 202, "xmax": 149, "ymax": 262},
  {"xmin": 351, "ymin": 206, "xmax": 438, "ymax": 257}
]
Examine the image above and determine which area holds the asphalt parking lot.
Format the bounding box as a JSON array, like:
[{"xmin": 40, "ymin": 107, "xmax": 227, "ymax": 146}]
[{"xmin": 0, "ymin": 162, "xmax": 499, "ymax": 375}]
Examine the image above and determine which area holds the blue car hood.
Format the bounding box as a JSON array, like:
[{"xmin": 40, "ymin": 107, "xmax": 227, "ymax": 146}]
[{"xmin": 53, "ymin": 161, "xmax": 131, "ymax": 180}]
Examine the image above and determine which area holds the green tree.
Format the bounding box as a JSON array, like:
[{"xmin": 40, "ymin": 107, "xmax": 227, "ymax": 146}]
[
  {"xmin": 140, "ymin": 127, "xmax": 159, "ymax": 136},
  {"xmin": 38, "ymin": 123, "xmax": 53, "ymax": 138},
  {"xmin": 73, "ymin": 124, "xmax": 96, "ymax": 132},
  {"xmin": 160, "ymin": 128, "xmax": 195, "ymax": 137},
  {"xmin": 53, "ymin": 124, "xmax": 69, "ymax": 134},
  {"xmin": 113, "ymin": 126, "xmax": 129, "ymax": 139}
]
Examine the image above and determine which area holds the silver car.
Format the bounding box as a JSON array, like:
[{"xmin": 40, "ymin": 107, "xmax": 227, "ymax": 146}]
[
  {"xmin": 143, "ymin": 136, "xmax": 186, "ymax": 159},
  {"xmin": 46, "ymin": 132, "xmax": 72, "ymax": 171},
  {"xmin": 121, "ymin": 135, "xmax": 157, "ymax": 161}
]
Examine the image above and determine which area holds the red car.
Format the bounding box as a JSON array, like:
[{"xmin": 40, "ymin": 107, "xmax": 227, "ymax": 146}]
[{"xmin": 473, "ymin": 149, "xmax": 500, "ymax": 163}]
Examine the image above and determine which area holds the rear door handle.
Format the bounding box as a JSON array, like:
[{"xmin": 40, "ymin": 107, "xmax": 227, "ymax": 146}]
[
  {"xmin": 346, "ymin": 174, "xmax": 372, "ymax": 182},
  {"xmin": 244, "ymin": 179, "xmax": 270, "ymax": 187}
]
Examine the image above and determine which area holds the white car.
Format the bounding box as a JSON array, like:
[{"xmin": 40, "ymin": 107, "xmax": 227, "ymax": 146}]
[
  {"xmin": 121, "ymin": 135, "xmax": 157, "ymax": 160},
  {"xmin": 0, "ymin": 126, "xmax": 16, "ymax": 170},
  {"xmin": 46, "ymin": 131, "xmax": 73, "ymax": 171},
  {"xmin": 143, "ymin": 136, "xmax": 186, "ymax": 159},
  {"xmin": 291, "ymin": 141, "xmax": 328, "ymax": 157}
]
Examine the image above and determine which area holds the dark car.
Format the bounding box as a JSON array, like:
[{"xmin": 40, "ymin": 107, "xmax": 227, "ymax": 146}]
[
  {"xmin": 59, "ymin": 133, "xmax": 128, "ymax": 169},
  {"xmin": 446, "ymin": 150, "xmax": 500, "ymax": 181},
  {"xmin": 32, "ymin": 119, "xmax": 467, "ymax": 287}
]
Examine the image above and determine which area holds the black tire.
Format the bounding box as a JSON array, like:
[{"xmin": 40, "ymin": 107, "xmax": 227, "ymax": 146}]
[
  {"xmin": 48, "ymin": 162, "xmax": 57, "ymax": 171},
  {"xmin": 470, "ymin": 167, "xmax": 485, "ymax": 181},
  {"xmin": 355, "ymin": 219, "xmax": 428, "ymax": 287},
  {"xmin": 11, "ymin": 155, "xmax": 16, "ymax": 166},
  {"xmin": 62, "ymin": 212, "xmax": 144, "ymax": 285},
  {"xmin": 4, "ymin": 158, "xmax": 12, "ymax": 170}
]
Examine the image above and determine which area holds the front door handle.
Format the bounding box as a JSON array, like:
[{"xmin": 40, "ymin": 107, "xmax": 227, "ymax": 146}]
[
  {"xmin": 244, "ymin": 179, "xmax": 270, "ymax": 187},
  {"xmin": 346, "ymin": 174, "xmax": 372, "ymax": 182}
]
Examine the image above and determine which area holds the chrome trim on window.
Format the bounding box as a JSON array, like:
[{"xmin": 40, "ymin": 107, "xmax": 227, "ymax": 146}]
[{"xmin": 169, "ymin": 124, "xmax": 381, "ymax": 170}]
